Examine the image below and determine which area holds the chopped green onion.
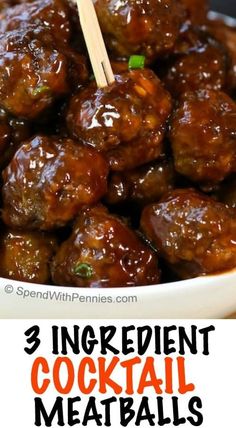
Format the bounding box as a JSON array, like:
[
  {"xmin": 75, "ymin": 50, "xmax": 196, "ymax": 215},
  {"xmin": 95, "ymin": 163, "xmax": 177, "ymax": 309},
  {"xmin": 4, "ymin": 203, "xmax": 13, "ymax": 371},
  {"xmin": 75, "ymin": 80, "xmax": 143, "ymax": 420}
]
[
  {"xmin": 32, "ymin": 86, "xmax": 51, "ymax": 97},
  {"xmin": 74, "ymin": 263, "xmax": 93, "ymax": 279},
  {"xmin": 128, "ymin": 55, "xmax": 146, "ymax": 70}
]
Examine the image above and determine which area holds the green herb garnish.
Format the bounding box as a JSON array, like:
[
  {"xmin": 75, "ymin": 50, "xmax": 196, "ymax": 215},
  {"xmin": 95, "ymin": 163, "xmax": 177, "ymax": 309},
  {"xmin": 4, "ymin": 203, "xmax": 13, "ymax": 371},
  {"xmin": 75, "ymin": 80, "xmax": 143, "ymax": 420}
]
[
  {"xmin": 32, "ymin": 86, "xmax": 51, "ymax": 97},
  {"xmin": 128, "ymin": 55, "xmax": 146, "ymax": 70},
  {"xmin": 74, "ymin": 263, "xmax": 93, "ymax": 279}
]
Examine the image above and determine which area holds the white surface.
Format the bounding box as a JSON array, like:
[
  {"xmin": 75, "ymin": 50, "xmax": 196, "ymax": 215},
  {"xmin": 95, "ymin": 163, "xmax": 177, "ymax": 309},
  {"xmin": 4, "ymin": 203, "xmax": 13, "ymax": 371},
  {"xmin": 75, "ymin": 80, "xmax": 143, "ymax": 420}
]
[{"xmin": 1, "ymin": 271, "xmax": 236, "ymax": 319}]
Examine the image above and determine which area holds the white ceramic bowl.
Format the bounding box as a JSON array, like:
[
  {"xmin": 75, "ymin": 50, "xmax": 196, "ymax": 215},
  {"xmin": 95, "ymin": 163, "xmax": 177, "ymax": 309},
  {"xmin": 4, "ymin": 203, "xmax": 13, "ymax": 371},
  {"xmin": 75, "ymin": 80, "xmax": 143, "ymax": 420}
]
[
  {"xmin": 1, "ymin": 270, "xmax": 236, "ymax": 319},
  {"xmin": 1, "ymin": 12, "xmax": 236, "ymax": 319}
]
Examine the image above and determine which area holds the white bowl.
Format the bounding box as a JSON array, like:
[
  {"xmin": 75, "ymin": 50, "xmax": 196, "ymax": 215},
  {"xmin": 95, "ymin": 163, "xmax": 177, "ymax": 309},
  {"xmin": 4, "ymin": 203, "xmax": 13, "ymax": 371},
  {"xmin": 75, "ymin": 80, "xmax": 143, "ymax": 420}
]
[{"xmin": 1, "ymin": 270, "xmax": 236, "ymax": 319}]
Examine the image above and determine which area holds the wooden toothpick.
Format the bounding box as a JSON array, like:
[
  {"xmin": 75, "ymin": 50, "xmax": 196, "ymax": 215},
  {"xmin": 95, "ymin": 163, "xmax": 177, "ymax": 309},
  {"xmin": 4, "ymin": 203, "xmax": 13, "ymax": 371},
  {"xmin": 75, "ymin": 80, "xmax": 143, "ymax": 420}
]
[{"xmin": 77, "ymin": 0, "xmax": 115, "ymax": 88}]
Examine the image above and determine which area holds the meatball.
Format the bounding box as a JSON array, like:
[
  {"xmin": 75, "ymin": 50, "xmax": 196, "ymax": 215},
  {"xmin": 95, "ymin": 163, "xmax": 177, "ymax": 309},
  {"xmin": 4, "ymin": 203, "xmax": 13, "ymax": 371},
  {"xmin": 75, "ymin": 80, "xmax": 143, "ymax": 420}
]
[
  {"xmin": 0, "ymin": 31, "xmax": 69, "ymax": 119},
  {"xmin": 106, "ymin": 160, "xmax": 175, "ymax": 206},
  {"xmin": 67, "ymin": 69, "xmax": 172, "ymax": 171},
  {"xmin": 93, "ymin": 0, "xmax": 186, "ymax": 62},
  {"xmin": 2, "ymin": 136, "xmax": 109, "ymax": 230},
  {"xmin": 141, "ymin": 189, "xmax": 236, "ymax": 279},
  {"xmin": 181, "ymin": 0, "xmax": 209, "ymax": 25},
  {"xmin": 163, "ymin": 30, "xmax": 228, "ymax": 97},
  {"xmin": 51, "ymin": 205, "xmax": 160, "ymax": 287},
  {"xmin": 206, "ymin": 18, "xmax": 236, "ymax": 90},
  {"xmin": 0, "ymin": 0, "xmax": 71, "ymax": 46},
  {"xmin": 0, "ymin": 0, "xmax": 88, "ymax": 119},
  {"xmin": 0, "ymin": 229, "xmax": 57, "ymax": 283},
  {"xmin": 169, "ymin": 90, "xmax": 236, "ymax": 186}
]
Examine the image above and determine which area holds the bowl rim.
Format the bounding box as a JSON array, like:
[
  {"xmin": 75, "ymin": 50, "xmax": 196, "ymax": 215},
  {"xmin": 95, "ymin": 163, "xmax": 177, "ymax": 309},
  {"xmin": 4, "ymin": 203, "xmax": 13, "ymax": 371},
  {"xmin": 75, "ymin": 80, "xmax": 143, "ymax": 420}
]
[{"xmin": 1, "ymin": 267, "xmax": 236, "ymax": 296}]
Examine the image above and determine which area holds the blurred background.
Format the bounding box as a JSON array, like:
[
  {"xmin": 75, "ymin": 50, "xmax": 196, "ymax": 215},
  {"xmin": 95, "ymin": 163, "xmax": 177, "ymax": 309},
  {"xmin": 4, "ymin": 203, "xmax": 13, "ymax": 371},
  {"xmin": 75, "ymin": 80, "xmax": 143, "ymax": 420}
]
[{"xmin": 211, "ymin": 0, "xmax": 236, "ymax": 16}]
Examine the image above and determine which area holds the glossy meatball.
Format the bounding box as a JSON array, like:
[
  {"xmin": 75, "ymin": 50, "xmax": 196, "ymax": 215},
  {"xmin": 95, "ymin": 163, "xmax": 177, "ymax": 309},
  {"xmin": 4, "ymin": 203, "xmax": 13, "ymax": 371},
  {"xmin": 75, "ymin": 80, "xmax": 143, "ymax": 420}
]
[
  {"xmin": 2, "ymin": 136, "xmax": 109, "ymax": 230},
  {"xmin": 0, "ymin": 0, "xmax": 88, "ymax": 119},
  {"xmin": 51, "ymin": 205, "xmax": 160, "ymax": 287},
  {"xmin": 0, "ymin": 31, "xmax": 68, "ymax": 119},
  {"xmin": 0, "ymin": 0, "xmax": 86, "ymax": 58},
  {"xmin": 0, "ymin": 229, "xmax": 57, "ymax": 283},
  {"xmin": 93, "ymin": 0, "xmax": 186, "ymax": 62},
  {"xmin": 163, "ymin": 30, "xmax": 228, "ymax": 97},
  {"xmin": 106, "ymin": 160, "xmax": 175, "ymax": 206},
  {"xmin": 141, "ymin": 189, "xmax": 236, "ymax": 279},
  {"xmin": 67, "ymin": 69, "xmax": 172, "ymax": 171},
  {"xmin": 206, "ymin": 18, "xmax": 236, "ymax": 90},
  {"xmin": 0, "ymin": 0, "xmax": 71, "ymax": 45},
  {"xmin": 169, "ymin": 90, "xmax": 236, "ymax": 186}
]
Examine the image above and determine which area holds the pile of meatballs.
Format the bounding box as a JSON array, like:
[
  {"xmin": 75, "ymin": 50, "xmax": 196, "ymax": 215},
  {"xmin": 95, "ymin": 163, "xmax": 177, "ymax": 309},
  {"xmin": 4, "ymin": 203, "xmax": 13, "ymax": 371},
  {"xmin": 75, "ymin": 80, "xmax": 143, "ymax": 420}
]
[{"xmin": 0, "ymin": 0, "xmax": 236, "ymax": 288}]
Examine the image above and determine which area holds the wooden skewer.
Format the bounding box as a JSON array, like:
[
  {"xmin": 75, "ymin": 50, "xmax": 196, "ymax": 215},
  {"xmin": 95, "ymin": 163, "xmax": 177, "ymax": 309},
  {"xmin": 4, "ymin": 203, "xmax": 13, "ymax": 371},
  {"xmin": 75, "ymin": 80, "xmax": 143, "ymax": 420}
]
[{"xmin": 76, "ymin": 0, "xmax": 115, "ymax": 88}]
